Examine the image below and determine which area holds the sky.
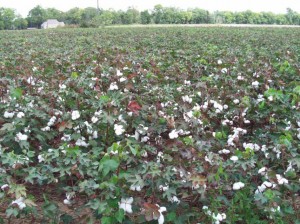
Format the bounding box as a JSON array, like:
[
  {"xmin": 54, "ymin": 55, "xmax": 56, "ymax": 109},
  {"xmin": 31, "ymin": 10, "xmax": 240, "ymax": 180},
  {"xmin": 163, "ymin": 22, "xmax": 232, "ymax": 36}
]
[{"xmin": 0, "ymin": 0, "xmax": 299, "ymax": 17}]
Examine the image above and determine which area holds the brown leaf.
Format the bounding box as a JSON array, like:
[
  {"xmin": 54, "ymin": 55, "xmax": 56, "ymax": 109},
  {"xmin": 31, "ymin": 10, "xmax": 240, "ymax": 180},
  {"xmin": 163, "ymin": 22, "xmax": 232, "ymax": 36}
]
[{"xmin": 128, "ymin": 101, "xmax": 142, "ymax": 115}]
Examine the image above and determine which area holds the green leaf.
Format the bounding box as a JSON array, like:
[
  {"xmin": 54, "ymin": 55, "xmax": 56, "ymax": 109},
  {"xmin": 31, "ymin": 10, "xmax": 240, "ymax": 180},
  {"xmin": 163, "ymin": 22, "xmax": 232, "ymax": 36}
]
[
  {"xmin": 10, "ymin": 87, "xmax": 23, "ymax": 99},
  {"xmin": 166, "ymin": 211, "xmax": 177, "ymax": 222},
  {"xmin": 115, "ymin": 209, "xmax": 125, "ymax": 223},
  {"xmin": 99, "ymin": 155, "xmax": 119, "ymax": 176},
  {"xmin": 101, "ymin": 216, "xmax": 113, "ymax": 224},
  {"xmin": 71, "ymin": 72, "xmax": 78, "ymax": 79},
  {"xmin": 0, "ymin": 123, "xmax": 14, "ymax": 131}
]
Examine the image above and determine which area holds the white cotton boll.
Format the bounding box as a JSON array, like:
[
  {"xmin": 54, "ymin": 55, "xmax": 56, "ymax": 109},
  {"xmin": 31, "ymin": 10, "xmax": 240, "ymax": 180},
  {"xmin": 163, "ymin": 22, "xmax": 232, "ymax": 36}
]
[
  {"xmin": 117, "ymin": 70, "xmax": 123, "ymax": 76},
  {"xmin": 17, "ymin": 112, "xmax": 25, "ymax": 118},
  {"xmin": 119, "ymin": 77, "xmax": 127, "ymax": 82},
  {"xmin": 233, "ymin": 182, "xmax": 245, "ymax": 190},
  {"xmin": 244, "ymin": 119, "xmax": 250, "ymax": 124},
  {"xmin": 141, "ymin": 136, "xmax": 149, "ymax": 142},
  {"xmin": 182, "ymin": 95, "xmax": 192, "ymax": 104},
  {"xmin": 159, "ymin": 185, "xmax": 169, "ymax": 192},
  {"xmin": 237, "ymin": 75, "xmax": 244, "ymax": 80},
  {"xmin": 91, "ymin": 116, "xmax": 99, "ymax": 123},
  {"xmin": 262, "ymin": 181, "xmax": 274, "ymax": 188},
  {"xmin": 61, "ymin": 134, "xmax": 71, "ymax": 141},
  {"xmin": 15, "ymin": 132, "xmax": 28, "ymax": 142},
  {"xmin": 169, "ymin": 130, "xmax": 179, "ymax": 139},
  {"xmin": 63, "ymin": 199, "xmax": 71, "ymax": 205},
  {"xmin": 252, "ymin": 81, "xmax": 259, "ymax": 88},
  {"xmin": 233, "ymin": 99, "xmax": 239, "ymax": 104},
  {"xmin": 171, "ymin": 196, "xmax": 180, "ymax": 204},
  {"xmin": 184, "ymin": 80, "xmax": 191, "ymax": 85},
  {"xmin": 217, "ymin": 59, "xmax": 222, "ymax": 65},
  {"xmin": 130, "ymin": 185, "xmax": 142, "ymax": 191},
  {"xmin": 223, "ymin": 104, "xmax": 228, "ymax": 110},
  {"xmin": 218, "ymin": 149, "xmax": 230, "ymax": 154},
  {"xmin": 59, "ymin": 84, "xmax": 66, "ymax": 90},
  {"xmin": 221, "ymin": 68, "xmax": 227, "ymax": 73},
  {"xmin": 1, "ymin": 184, "xmax": 9, "ymax": 190},
  {"xmin": 230, "ymin": 156, "xmax": 238, "ymax": 162},
  {"xmin": 114, "ymin": 124, "xmax": 125, "ymax": 135},
  {"xmin": 108, "ymin": 82, "xmax": 119, "ymax": 90},
  {"xmin": 75, "ymin": 138, "xmax": 89, "ymax": 147},
  {"xmin": 158, "ymin": 213, "xmax": 165, "ymax": 224},
  {"xmin": 27, "ymin": 76, "xmax": 36, "ymax": 85},
  {"xmin": 11, "ymin": 197, "xmax": 26, "ymax": 210},
  {"xmin": 71, "ymin": 110, "xmax": 80, "ymax": 120},
  {"xmin": 47, "ymin": 116, "xmax": 57, "ymax": 126},
  {"xmin": 276, "ymin": 174, "xmax": 288, "ymax": 185},
  {"xmin": 4, "ymin": 111, "xmax": 15, "ymax": 118},
  {"xmin": 258, "ymin": 167, "xmax": 267, "ymax": 175},
  {"xmin": 93, "ymin": 131, "xmax": 98, "ymax": 139},
  {"xmin": 38, "ymin": 155, "xmax": 45, "ymax": 163},
  {"xmin": 268, "ymin": 96, "xmax": 273, "ymax": 101},
  {"xmin": 119, "ymin": 197, "xmax": 133, "ymax": 213}
]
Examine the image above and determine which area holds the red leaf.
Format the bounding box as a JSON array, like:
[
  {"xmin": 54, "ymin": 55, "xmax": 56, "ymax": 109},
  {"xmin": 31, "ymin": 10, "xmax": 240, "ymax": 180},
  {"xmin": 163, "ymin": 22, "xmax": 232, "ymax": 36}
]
[{"xmin": 128, "ymin": 101, "xmax": 142, "ymax": 115}]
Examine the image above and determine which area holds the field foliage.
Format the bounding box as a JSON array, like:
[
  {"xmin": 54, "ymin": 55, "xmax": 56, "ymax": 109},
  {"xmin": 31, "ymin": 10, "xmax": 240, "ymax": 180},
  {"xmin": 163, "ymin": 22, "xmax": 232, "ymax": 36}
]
[{"xmin": 0, "ymin": 27, "xmax": 300, "ymax": 223}]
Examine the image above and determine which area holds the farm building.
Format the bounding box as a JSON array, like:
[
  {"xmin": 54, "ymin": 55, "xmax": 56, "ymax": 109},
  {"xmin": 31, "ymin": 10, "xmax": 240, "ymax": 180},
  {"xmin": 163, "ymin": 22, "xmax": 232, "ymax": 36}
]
[{"xmin": 41, "ymin": 19, "xmax": 65, "ymax": 29}]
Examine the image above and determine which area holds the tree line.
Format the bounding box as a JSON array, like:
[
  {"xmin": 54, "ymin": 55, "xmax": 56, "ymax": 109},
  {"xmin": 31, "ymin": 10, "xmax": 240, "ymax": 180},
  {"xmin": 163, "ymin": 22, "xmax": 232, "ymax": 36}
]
[{"xmin": 0, "ymin": 4, "xmax": 300, "ymax": 29}]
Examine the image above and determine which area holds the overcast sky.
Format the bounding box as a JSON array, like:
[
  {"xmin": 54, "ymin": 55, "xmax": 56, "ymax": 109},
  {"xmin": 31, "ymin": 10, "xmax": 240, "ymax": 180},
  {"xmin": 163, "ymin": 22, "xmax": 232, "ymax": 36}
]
[{"xmin": 0, "ymin": 0, "xmax": 299, "ymax": 17}]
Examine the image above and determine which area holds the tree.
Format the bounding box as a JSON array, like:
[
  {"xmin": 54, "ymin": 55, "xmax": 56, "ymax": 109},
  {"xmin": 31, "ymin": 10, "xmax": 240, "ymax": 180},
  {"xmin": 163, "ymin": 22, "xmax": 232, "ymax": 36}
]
[
  {"xmin": 81, "ymin": 7, "xmax": 99, "ymax": 27},
  {"xmin": 121, "ymin": 7, "xmax": 140, "ymax": 24},
  {"xmin": 0, "ymin": 7, "xmax": 16, "ymax": 29},
  {"xmin": 27, "ymin": 5, "xmax": 47, "ymax": 28},
  {"xmin": 191, "ymin": 8, "xmax": 210, "ymax": 24},
  {"xmin": 141, "ymin": 10, "xmax": 152, "ymax": 24},
  {"xmin": 14, "ymin": 15, "xmax": 28, "ymax": 29},
  {"xmin": 65, "ymin": 7, "xmax": 83, "ymax": 24},
  {"xmin": 45, "ymin": 8, "xmax": 65, "ymax": 21},
  {"xmin": 153, "ymin": 4, "xmax": 164, "ymax": 24}
]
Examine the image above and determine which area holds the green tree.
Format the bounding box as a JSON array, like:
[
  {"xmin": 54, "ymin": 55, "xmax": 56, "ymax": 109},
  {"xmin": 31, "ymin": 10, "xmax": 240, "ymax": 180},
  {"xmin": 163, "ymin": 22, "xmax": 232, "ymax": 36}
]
[
  {"xmin": 14, "ymin": 15, "xmax": 28, "ymax": 29},
  {"xmin": 153, "ymin": 4, "xmax": 164, "ymax": 24},
  {"xmin": 65, "ymin": 7, "xmax": 83, "ymax": 24},
  {"xmin": 27, "ymin": 5, "xmax": 47, "ymax": 28},
  {"xmin": 140, "ymin": 10, "xmax": 152, "ymax": 24},
  {"xmin": 81, "ymin": 7, "xmax": 98, "ymax": 27},
  {"xmin": 121, "ymin": 7, "xmax": 140, "ymax": 24},
  {"xmin": 0, "ymin": 7, "xmax": 16, "ymax": 29},
  {"xmin": 191, "ymin": 8, "xmax": 210, "ymax": 24},
  {"xmin": 45, "ymin": 8, "xmax": 65, "ymax": 21}
]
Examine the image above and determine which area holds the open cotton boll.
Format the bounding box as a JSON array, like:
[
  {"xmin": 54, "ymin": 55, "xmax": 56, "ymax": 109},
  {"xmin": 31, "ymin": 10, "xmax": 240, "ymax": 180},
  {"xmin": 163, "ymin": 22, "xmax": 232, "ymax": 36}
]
[
  {"xmin": 71, "ymin": 110, "xmax": 80, "ymax": 120},
  {"xmin": 11, "ymin": 197, "xmax": 26, "ymax": 210},
  {"xmin": 114, "ymin": 124, "xmax": 125, "ymax": 135},
  {"xmin": 109, "ymin": 82, "xmax": 119, "ymax": 90},
  {"xmin": 230, "ymin": 156, "xmax": 238, "ymax": 162},
  {"xmin": 4, "ymin": 111, "xmax": 15, "ymax": 118},
  {"xmin": 130, "ymin": 184, "xmax": 142, "ymax": 191},
  {"xmin": 15, "ymin": 132, "xmax": 28, "ymax": 142},
  {"xmin": 232, "ymin": 182, "xmax": 245, "ymax": 190},
  {"xmin": 119, "ymin": 197, "xmax": 133, "ymax": 213},
  {"xmin": 17, "ymin": 112, "xmax": 25, "ymax": 118},
  {"xmin": 252, "ymin": 81, "xmax": 259, "ymax": 88}
]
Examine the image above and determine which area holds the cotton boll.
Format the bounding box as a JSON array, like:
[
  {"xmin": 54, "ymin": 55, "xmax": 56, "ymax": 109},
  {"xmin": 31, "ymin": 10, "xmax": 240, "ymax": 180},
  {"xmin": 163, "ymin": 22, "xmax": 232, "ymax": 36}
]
[
  {"xmin": 119, "ymin": 197, "xmax": 133, "ymax": 214},
  {"xmin": 232, "ymin": 182, "xmax": 245, "ymax": 190},
  {"xmin": 233, "ymin": 99, "xmax": 239, "ymax": 104},
  {"xmin": 114, "ymin": 124, "xmax": 125, "ymax": 135},
  {"xmin": 71, "ymin": 110, "xmax": 80, "ymax": 120},
  {"xmin": 108, "ymin": 82, "xmax": 119, "ymax": 90},
  {"xmin": 169, "ymin": 130, "xmax": 179, "ymax": 139},
  {"xmin": 4, "ymin": 111, "xmax": 15, "ymax": 118},
  {"xmin": 17, "ymin": 112, "xmax": 25, "ymax": 118},
  {"xmin": 230, "ymin": 156, "xmax": 238, "ymax": 162}
]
